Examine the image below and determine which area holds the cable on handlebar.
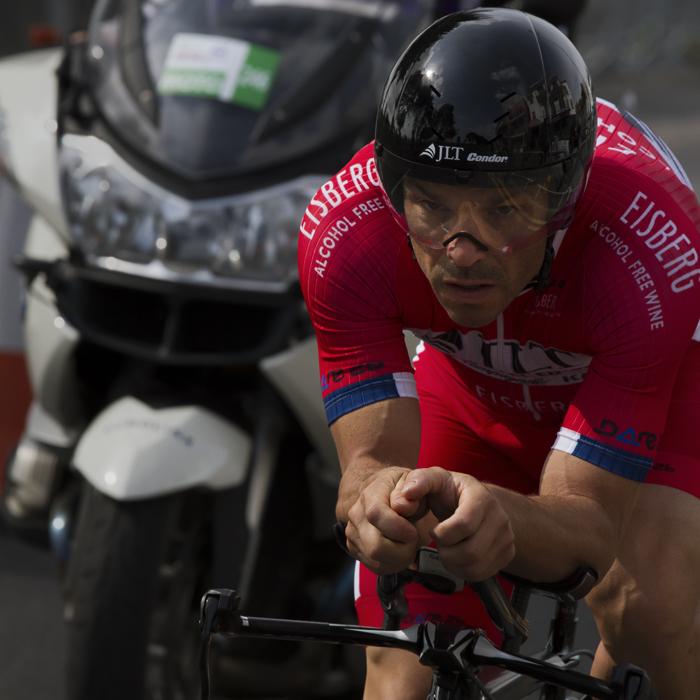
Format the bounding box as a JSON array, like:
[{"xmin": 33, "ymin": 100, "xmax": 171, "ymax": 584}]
[
  {"xmin": 199, "ymin": 594, "xmax": 218, "ymax": 700},
  {"xmin": 562, "ymin": 648, "xmax": 596, "ymax": 662}
]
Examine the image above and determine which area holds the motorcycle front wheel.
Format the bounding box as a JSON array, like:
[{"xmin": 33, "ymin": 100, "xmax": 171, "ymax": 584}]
[{"xmin": 63, "ymin": 485, "xmax": 209, "ymax": 700}]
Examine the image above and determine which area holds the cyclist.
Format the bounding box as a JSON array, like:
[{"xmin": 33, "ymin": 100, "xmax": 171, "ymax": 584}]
[{"xmin": 298, "ymin": 9, "xmax": 700, "ymax": 700}]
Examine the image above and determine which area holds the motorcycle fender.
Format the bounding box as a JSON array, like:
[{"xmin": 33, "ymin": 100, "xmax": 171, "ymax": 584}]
[{"xmin": 73, "ymin": 397, "xmax": 253, "ymax": 500}]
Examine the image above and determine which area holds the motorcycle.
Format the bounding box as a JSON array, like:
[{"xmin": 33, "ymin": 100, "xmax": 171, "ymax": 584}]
[{"xmin": 0, "ymin": 0, "xmax": 434, "ymax": 698}]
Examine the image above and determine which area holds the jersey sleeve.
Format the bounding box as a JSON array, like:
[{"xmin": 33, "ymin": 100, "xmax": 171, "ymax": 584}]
[
  {"xmin": 298, "ymin": 146, "xmax": 418, "ymax": 425},
  {"xmin": 554, "ymin": 151, "xmax": 700, "ymax": 481}
]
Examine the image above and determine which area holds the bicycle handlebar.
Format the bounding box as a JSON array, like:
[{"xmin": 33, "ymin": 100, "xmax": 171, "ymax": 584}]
[
  {"xmin": 198, "ymin": 587, "xmax": 656, "ymax": 700},
  {"xmin": 198, "ymin": 533, "xmax": 655, "ymax": 700}
]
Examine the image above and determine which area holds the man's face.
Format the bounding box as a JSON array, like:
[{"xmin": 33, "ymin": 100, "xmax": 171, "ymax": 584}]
[{"xmin": 403, "ymin": 178, "xmax": 549, "ymax": 328}]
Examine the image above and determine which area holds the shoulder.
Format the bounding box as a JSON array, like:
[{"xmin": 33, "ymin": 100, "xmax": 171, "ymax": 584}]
[
  {"xmin": 298, "ymin": 143, "xmax": 410, "ymax": 318},
  {"xmin": 568, "ymin": 99, "xmax": 700, "ymax": 299},
  {"xmin": 556, "ymin": 110, "xmax": 700, "ymax": 348},
  {"xmin": 592, "ymin": 98, "xmax": 700, "ymax": 227},
  {"xmin": 299, "ymin": 142, "xmax": 390, "ymax": 246},
  {"xmin": 566, "ymin": 200, "xmax": 700, "ymax": 357}
]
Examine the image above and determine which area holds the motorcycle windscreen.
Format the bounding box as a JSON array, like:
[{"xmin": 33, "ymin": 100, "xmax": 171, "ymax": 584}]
[{"xmin": 85, "ymin": 0, "xmax": 436, "ymax": 181}]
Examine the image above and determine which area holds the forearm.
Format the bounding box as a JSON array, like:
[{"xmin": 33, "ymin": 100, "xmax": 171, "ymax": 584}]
[
  {"xmin": 490, "ymin": 485, "xmax": 620, "ymax": 582},
  {"xmin": 492, "ymin": 451, "xmax": 642, "ymax": 582},
  {"xmin": 331, "ymin": 397, "xmax": 422, "ymax": 523},
  {"xmin": 395, "ymin": 453, "xmax": 642, "ymax": 584}
]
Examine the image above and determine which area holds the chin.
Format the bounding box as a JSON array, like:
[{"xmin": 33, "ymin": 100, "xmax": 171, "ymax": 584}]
[{"xmin": 444, "ymin": 305, "xmax": 499, "ymax": 329}]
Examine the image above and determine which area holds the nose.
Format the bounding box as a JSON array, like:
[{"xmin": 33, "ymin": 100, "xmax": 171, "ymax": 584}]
[
  {"xmin": 445, "ymin": 234, "xmax": 489, "ymax": 267},
  {"xmin": 442, "ymin": 203, "xmax": 488, "ymax": 266}
]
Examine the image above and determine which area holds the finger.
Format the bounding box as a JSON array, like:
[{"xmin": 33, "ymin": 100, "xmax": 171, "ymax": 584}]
[
  {"xmin": 363, "ymin": 492, "xmax": 418, "ymax": 544},
  {"xmin": 347, "ymin": 511, "xmax": 420, "ymax": 574},
  {"xmin": 344, "ymin": 467, "xmax": 426, "ymax": 574},
  {"xmin": 347, "ymin": 488, "xmax": 420, "ymax": 565},
  {"xmin": 390, "ymin": 473, "xmax": 429, "ymax": 520},
  {"xmin": 431, "ymin": 495, "xmax": 486, "ymax": 546},
  {"xmin": 437, "ymin": 524, "xmax": 515, "ymax": 581},
  {"xmin": 395, "ymin": 467, "xmax": 460, "ymax": 518},
  {"xmin": 358, "ymin": 470, "xmax": 421, "ymax": 543},
  {"xmin": 391, "ymin": 495, "xmax": 430, "ymax": 522},
  {"xmin": 432, "ymin": 490, "xmax": 515, "ymax": 581},
  {"xmin": 430, "ymin": 477, "xmax": 494, "ymax": 545}
]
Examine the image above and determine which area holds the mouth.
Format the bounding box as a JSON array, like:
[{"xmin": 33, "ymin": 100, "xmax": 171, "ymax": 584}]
[
  {"xmin": 446, "ymin": 280, "xmax": 492, "ymax": 287},
  {"xmin": 441, "ymin": 280, "xmax": 496, "ymax": 303}
]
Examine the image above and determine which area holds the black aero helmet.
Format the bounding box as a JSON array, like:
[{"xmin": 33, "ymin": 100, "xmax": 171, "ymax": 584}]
[{"xmin": 375, "ymin": 8, "xmax": 596, "ymax": 259}]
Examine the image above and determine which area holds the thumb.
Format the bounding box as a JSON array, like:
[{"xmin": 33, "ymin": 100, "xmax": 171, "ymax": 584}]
[
  {"xmin": 392, "ymin": 468, "xmax": 457, "ymax": 519},
  {"xmin": 389, "ymin": 472, "xmax": 423, "ymax": 518}
]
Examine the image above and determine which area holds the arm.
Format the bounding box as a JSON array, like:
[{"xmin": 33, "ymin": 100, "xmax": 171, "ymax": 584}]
[
  {"xmin": 332, "ymin": 396, "xmax": 433, "ymax": 574},
  {"xmin": 393, "ymin": 450, "xmax": 642, "ymax": 583}
]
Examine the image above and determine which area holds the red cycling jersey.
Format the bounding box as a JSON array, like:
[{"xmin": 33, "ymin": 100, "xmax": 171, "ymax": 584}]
[{"xmin": 299, "ymin": 99, "xmax": 700, "ymax": 485}]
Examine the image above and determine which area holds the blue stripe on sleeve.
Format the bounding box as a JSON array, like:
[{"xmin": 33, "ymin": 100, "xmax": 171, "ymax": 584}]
[
  {"xmin": 324, "ymin": 374, "xmax": 410, "ymax": 425},
  {"xmin": 554, "ymin": 429, "xmax": 653, "ymax": 481}
]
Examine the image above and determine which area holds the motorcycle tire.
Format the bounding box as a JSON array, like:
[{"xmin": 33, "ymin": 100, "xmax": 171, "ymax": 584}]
[{"xmin": 63, "ymin": 484, "xmax": 209, "ymax": 700}]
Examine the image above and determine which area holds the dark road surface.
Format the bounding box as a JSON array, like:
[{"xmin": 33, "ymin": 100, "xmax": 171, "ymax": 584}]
[{"xmin": 0, "ymin": 524, "xmax": 66, "ymax": 700}]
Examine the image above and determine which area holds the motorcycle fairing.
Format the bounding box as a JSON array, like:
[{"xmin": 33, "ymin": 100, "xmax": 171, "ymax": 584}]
[{"xmin": 72, "ymin": 395, "xmax": 253, "ymax": 499}]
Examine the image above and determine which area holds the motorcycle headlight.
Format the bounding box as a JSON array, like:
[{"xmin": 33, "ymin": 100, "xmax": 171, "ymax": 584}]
[{"xmin": 59, "ymin": 134, "xmax": 327, "ymax": 290}]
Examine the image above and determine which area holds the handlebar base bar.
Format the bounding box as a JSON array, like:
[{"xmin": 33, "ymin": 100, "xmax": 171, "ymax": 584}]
[{"xmin": 198, "ymin": 588, "xmax": 656, "ymax": 700}]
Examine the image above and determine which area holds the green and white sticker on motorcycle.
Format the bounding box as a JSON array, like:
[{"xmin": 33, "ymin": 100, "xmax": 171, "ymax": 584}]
[{"xmin": 157, "ymin": 33, "xmax": 281, "ymax": 111}]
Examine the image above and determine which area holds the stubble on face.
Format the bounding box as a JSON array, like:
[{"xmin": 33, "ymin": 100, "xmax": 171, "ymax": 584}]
[{"xmin": 413, "ymin": 239, "xmax": 547, "ymax": 328}]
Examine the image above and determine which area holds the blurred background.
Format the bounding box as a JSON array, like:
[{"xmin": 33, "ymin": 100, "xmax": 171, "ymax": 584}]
[{"xmin": 0, "ymin": 0, "xmax": 698, "ymax": 698}]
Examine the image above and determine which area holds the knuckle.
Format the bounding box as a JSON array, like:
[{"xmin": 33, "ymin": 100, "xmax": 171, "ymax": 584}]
[
  {"xmin": 364, "ymin": 501, "xmax": 384, "ymax": 525},
  {"xmin": 463, "ymin": 537, "xmax": 485, "ymax": 562},
  {"xmin": 347, "ymin": 501, "xmax": 362, "ymax": 524},
  {"xmin": 449, "ymin": 545, "xmax": 479, "ymax": 570},
  {"xmin": 366, "ymin": 539, "xmax": 394, "ymax": 563},
  {"xmin": 366, "ymin": 542, "xmax": 382, "ymax": 561}
]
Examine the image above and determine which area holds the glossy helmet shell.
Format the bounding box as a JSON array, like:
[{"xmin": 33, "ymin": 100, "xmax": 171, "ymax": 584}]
[{"xmin": 375, "ymin": 8, "xmax": 596, "ymax": 232}]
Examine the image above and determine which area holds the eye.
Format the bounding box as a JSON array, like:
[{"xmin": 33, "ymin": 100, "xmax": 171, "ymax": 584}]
[
  {"xmin": 493, "ymin": 204, "xmax": 518, "ymax": 216},
  {"xmin": 421, "ymin": 200, "xmax": 444, "ymax": 212}
]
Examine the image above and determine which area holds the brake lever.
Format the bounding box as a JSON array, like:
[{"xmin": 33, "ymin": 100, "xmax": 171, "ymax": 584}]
[
  {"xmin": 199, "ymin": 589, "xmax": 243, "ymax": 700},
  {"xmin": 469, "ymin": 577, "xmax": 530, "ymax": 652}
]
